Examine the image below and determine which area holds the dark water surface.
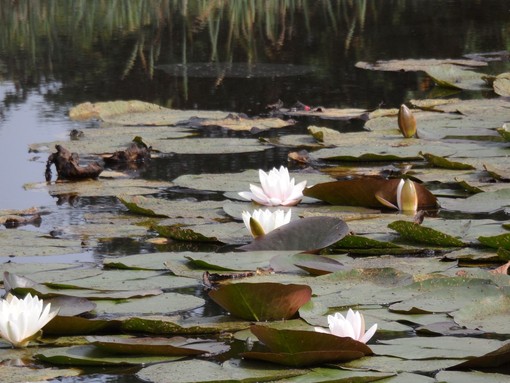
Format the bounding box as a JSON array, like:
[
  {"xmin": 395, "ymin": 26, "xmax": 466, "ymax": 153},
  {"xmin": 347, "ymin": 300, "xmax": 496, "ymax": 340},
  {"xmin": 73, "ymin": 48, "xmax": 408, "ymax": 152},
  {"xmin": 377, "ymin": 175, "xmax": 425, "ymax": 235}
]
[{"xmin": 1, "ymin": 1, "xmax": 510, "ymax": 381}]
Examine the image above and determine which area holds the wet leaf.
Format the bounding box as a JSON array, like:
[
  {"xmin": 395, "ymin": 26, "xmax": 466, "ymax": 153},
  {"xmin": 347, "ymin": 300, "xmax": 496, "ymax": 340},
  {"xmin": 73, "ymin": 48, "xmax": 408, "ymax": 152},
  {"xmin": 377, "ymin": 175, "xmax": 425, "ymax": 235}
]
[
  {"xmin": 93, "ymin": 293, "xmax": 205, "ymax": 316},
  {"xmin": 493, "ymin": 72, "xmax": 510, "ymax": 96},
  {"xmin": 453, "ymin": 294, "xmax": 510, "ymax": 334},
  {"xmin": 425, "ymin": 64, "xmax": 488, "ymax": 90},
  {"xmin": 304, "ymin": 178, "xmax": 437, "ymax": 209},
  {"xmin": 388, "ymin": 220, "xmax": 465, "ymax": 247},
  {"xmin": 137, "ymin": 359, "xmax": 306, "ymax": 383},
  {"xmin": 371, "ymin": 336, "xmax": 504, "ymax": 360},
  {"xmin": 355, "ymin": 58, "xmax": 487, "ymax": 72},
  {"xmin": 199, "ymin": 114, "xmax": 294, "ymax": 131},
  {"xmin": 239, "ymin": 216, "xmax": 349, "ymax": 252},
  {"xmin": 420, "ymin": 152, "xmax": 475, "ymax": 170},
  {"xmin": 440, "ymin": 188, "xmax": 510, "ymax": 214},
  {"xmin": 435, "ymin": 370, "xmax": 510, "ymax": 383},
  {"xmin": 208, "ymin": 282, "xmax": 311, "ymax": 321},
  {"xmin": 478, "ymin": 233, "xmax": 510, "ymax": 250},
  {"xmin": 35, "ymin": 345, "xmax": 182, "ymax": 366},
  {"xmin": 292, "ymin": 254, "xmax": 346, "ymax": 276},
  {"xmin": 43, "ymin": 316, "xmax": 121, "ymax": 336},
  {"xmin": 86, "ymin": 335, "xmax": 228, "ymax": 356},
  {"xmin": 449, "ymin": 341, "xmax": 510, "ymax": 370},
  {"xmin": 241, "ymin": 325, "xmax": 372, "ymax": 366},
  {"xmin": 342, "ymin": 355, "xmax": 461, "ymax": 375},
  {"xmin": 0, "ymin": 365, "xmax": 80, "ymax": 383},
  {"xmin": 284, "ymin": 368, "xmax": 396, "ymax": 383}
]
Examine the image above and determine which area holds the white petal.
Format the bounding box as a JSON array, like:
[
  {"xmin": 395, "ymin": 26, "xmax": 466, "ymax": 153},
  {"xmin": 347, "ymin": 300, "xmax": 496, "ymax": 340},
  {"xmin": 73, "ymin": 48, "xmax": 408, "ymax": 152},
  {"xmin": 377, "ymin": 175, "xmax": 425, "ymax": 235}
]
[
  {"xmin": 360, "ymin": 323, "xmax": 378, "ymax": 344},
  {"xmin": 314, "ymin": 326, "xmax": 330, "ymax": 334}
]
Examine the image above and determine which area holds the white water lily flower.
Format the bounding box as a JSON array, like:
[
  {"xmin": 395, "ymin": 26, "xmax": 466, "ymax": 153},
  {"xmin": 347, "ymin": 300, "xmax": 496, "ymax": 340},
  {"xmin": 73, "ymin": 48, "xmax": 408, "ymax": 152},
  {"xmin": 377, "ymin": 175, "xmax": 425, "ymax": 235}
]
[
  {"xmin": 397, "ymin": 179, "xmax": 418, "ymax": 213},
  {"xmin": 0, "ymin": 293, "xmax": 59, "ymax": 348},
  {"xmin": 242, "ymin": 209, "xmax": 292, "ymax": 237},
  {"xmin": 239, "ymin": 166, "xmax": 307, "ymax": 206},
  {"xmin": 314, "ymin": 309, "xmax": 377, "ymax": 344}
]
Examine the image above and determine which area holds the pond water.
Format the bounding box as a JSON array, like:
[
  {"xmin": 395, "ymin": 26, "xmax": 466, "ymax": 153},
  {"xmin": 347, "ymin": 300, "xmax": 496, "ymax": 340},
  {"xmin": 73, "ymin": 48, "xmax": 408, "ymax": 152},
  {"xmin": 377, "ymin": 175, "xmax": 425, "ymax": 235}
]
[{"xmin": 1, "ymin": 1, "xmax": 510, "ymax": 382}]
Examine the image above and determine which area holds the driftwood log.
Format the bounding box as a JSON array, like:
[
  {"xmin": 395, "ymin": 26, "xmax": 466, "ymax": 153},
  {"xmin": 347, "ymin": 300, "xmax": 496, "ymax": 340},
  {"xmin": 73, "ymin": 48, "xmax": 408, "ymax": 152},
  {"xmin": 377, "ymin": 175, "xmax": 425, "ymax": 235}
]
[
  {"xmin": 104, "ymin": 140, "xmax": 151, "ymax": 164},
  {"xmin": 45, "ymin": 145, "xmax": 103, "ymax": 182}
]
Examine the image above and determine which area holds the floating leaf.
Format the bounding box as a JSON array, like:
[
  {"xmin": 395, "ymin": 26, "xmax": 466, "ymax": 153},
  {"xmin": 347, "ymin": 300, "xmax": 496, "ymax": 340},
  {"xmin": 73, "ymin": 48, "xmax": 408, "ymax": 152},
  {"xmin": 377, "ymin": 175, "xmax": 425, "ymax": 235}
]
[
  {"xmin": 43, "ymin": 316, "xmax": 121, "ymax": 336},
  {"xmin": 199, "ymin": 114, "xmax": 294, "ymax": 131},
  {"xmin": 304, "ymin": 178, "xmax": 438, "ymax": 209},
  {"xmin": 478, "ymin": 233, "xmax": 510, "ymax": 250},
  {"xmin": 355, "ymin": 59, "xmax": 487, "ymax": 72},
  {"xmin": 388, "ymin": 220, "xmax": 465, "ymax": 247},
  {"xmin": 284, "ymin": 368, "xmax": 396, "ymax": 383},
  {"xmin": 420, "ymin": 152, "xmax": 475, "ymax": 170},
  {"xmin": 154, "ymin": 224, "xmax": 221, "ymax": 243},
  {"xmin": 137, "ymin": 359, "xmax": 306, "ymax": 383},
  {"xmin": 239, "ymin": 216, "xmax": 349, "ymax": 252},
  {"xmin": 435, "ymin": 370, "xmax": 510, "ymax": 383},
  {"xmin": 241, "ymin": 325, "xmax": 372, "ymax": 367},
  {"xmin": 449, "ymin": 342, "xmax": 510, "ymax": 370},
  {"xmin": 0, "ymin": 365, "xmax": 80, "ymax": 383},
  {"xmin": 292, "ymin": 254, "xmax": 346, "ymax": 276},
  {"xmin": 440, "ymin": 188, "xmax": 510, "ymax": 213},
  {"xmin": 208, "ymin": 282, "xmax": 311, "ymax": 321},
  {"xmin": 86, "ymin": 336, "xmax": 228, "ymax": 356},
  {"xmin": 425, "ymin": 64, "xmax": 488, "ymax": 90},
  {"xmin": 493, "ymin": 72, "xmax": 510, "ymax": 97},
  {"xmin": 35, "ymin": 345, "xmax": 182, "ymax": 366}
]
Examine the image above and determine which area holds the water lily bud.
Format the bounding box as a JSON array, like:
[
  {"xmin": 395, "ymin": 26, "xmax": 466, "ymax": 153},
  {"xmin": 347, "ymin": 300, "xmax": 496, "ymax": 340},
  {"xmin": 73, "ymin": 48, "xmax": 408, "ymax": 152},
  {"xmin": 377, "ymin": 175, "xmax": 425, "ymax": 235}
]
[
  {"xmin": 249, "ymin": 217, "xmax": 266, "ymax": 238},
  {"xmin": 242, "ymin": 209, "xmax": 292, "ymax": 238},
  {"xmin": 398, "ymin": 104, "xmax": 417, "ymax": 138},
  {"xmin": 397, "ymin": 179, "xmax": 418, "ymax": 213}
]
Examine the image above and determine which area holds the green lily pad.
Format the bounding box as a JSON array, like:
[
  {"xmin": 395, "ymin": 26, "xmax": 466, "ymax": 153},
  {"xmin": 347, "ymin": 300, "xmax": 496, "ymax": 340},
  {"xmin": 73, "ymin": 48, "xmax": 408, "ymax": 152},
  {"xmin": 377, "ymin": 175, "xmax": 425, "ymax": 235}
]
[
  {"xmin": 208, "ymin": 282, "xmax": 311, "ymax": 321},
  {"xmin": 449, "ymin": 341, "xmax": 510, "ymax": 370},
  {"xmin": 137, "ymin": 359, "xmax": 307, "ymax": 383},
  {"xmin": 35, "ymin": 345, "xmax": 182, "ymax": 366},
  {"xmin": 0, "ymin": 229, "xmax": 84, "ymax": 257},
  {"xmin": 388, "ymin": 220, "xmax": 465, "ymax": 247},
  {"xmin": 371, "ymin": 336, "xmax": 504, "ymax": 360},
  {"xmin": 43, "ymin": 316, "xmax": 121, "ymax": 336},
  {"xmin": 440, "ymin": 188, "xmax": 510, "ymax": 213},
  {"xmin": 342, "ymin": 355, "xmax": 461, "ymax": 374},
  {"xmin": 435, "ymin": 370, "xmax": 510, "ymax": 383},
  {"xmin": 493, "ymin": 72, "xmax": 510, "ymax": 96},
  {"xmin": 93, "ymin": 292, "xmax": 205, "ymax": 316},
  {"xmin": 285, "ymin": 368, "xmax": 396, "ymax": 383},
  {"xmin": 425, "ymin": 64, "xmax": 488, "ymax": 90},
  {"xmin": 86, "ymin": 335, "xmax": 228, "ymax": 356},
  {"xmin": 453, "ymin": 294, "xmax": 510, "ymax": 334},
  {"xmin": 0, "ymin": 365, "xmax": 80, "ymax": 383},
  {"xmin": 120, "ymin": 314, "xmax": 252, "ymax": 336},
  {"xmin": 478, "ymin": 233, "xmax": 510, "ymax": 250},
  {"xmin": 239, "ymin": 216, "xmax": 349, "ymax": 252},
  {"xmin": 420, "ymin": 152, "xmax": 475, "ymax": 170},
  {"xmin": 199, "ymin": 114, "xmax": 294, "ymax": 131}
]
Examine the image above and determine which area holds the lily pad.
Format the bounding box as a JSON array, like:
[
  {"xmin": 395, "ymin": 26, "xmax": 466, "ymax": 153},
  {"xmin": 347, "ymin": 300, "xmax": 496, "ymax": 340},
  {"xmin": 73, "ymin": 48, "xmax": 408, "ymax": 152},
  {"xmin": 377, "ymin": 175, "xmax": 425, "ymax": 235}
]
[
  {"xmin": 493, "ymin": 72, "xmax": 510, "ymax": 96},
  {"xmin": 35, "ymin": 345, "xmax": 182, "ymax": 366},
  {"xmin": 388, "ymin": 220, "xmax": 465, "ymax": 247},
  {"xmin": 355, "ymin": 58, "xmax": 487, "ymax": 72},
  {"xmin": 241, "ymin": 325, "xmax": 372, "ymax": 367},
  {"xmin": 86, "ymin": 335, "xmax": 228, "ymax": 356},
  {"xmin": 208, "ymin": 282, "xmax": 312, "ymax": 321},
  {"xmin": 435, "ymin": 370, "xmax": 510, "ymax": 383},
  {"xmin": 137, "ymin": 358, "xmax": 306, "ymax": 383},
  {"xmin": 304, "ymin": 178, "xmax": 437, "ymax": 209},
  {"xmin": 198, "ymin": 114, "xmax": 294, "ymax": 131},
  {"xmin": 420, "ymin": 152, "xmax": 475, "ymax": 170},
  {"xmin": 440, "ymin": 188, "xmax": 510, "ymax": 213},
  {"xmin": 449, "ymin": 341, "xmax": 510, "ymax": 370},
  {"xmin": 0, "ymin": 365, "xmax": 80, "ymax": 383},
  {"xmin": 478, "ymin": 233, "xmax": 510, "ymax": 250},
  {"xmin": 284, "ymin": 368, "xmax": 396, "ymax": 383},
  {"xmin": 239, "ymin": 216, "xmax": 349, "ymax": 252},
  {"xmin": 425, "ymin": 64, "xmax": 488, "ymax": 90}
]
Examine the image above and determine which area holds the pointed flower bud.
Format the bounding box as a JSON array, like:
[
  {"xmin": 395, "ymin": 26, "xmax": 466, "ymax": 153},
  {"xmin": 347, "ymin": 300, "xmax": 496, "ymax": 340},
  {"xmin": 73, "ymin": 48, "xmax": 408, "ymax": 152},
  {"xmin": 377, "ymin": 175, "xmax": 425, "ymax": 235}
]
[
  {"xmin": 397, "ymin": 179, "xmax": 418, "ymax": 213},
  {"xmin": 242, "ymin": 209, "xmax": 292, "ymax": 237},
  {"xmin": 398, "ymin": 104, "xmax": 417, "ymax": 138}
]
